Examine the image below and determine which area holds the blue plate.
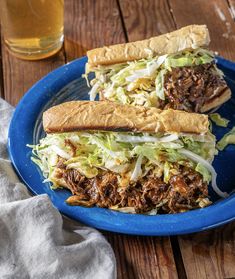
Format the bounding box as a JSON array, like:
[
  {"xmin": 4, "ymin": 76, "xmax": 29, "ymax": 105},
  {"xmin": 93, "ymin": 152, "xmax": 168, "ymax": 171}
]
[{"xmin": 8, "ymin": 56, "xmax": 235, "ymax": 236}]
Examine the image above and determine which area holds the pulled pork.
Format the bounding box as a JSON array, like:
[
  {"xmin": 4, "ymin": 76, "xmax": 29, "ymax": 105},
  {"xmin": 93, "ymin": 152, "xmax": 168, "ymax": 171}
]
[
  {"xmin": 161, "ymin": 63, "xmax": 227, "ymax": 112},
  {"xmin": 57, "ymin": 162, "xmax": 210, "ymax": 214}
]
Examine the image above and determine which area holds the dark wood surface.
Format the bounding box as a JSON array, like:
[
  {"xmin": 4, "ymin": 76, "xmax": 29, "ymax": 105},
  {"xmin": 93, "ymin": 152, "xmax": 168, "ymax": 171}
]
[{"xmin": 1, "ymin": 1, "xmax": 235, "ymax": 278}]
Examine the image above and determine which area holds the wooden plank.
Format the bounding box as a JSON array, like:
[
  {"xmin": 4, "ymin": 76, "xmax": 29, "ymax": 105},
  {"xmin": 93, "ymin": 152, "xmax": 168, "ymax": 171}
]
[
  {"xmin": 105, "ymin": 233, "xmax": 178, "ymax": 279},
  {"xmin": 119, "ymin": 0, "xmax": 176, "ymax": 41},
  {"xmin": 64, "ymin": 0, "xmax": 126, "ymax": 61},
  {"xmin": 171, "ymin": 236, "xmax": 187, "ymax": 279},
  {"xmin": 0, "ymin": 28, "xmax": 4, "ymax": 99},
  {"xmin": 178, "ymin": 222, "xmax": 235, "ymax": 279},
  {"xmin": 1, "ymin": 40, "xmax": 65, "ymax": 106},
  {"xmin": 228, "ymin": 0, "xmax": 235, "ymax": 19},
  {"xmin": 168, "ymin": 0, "xmax": 235, "ymax": 61}
]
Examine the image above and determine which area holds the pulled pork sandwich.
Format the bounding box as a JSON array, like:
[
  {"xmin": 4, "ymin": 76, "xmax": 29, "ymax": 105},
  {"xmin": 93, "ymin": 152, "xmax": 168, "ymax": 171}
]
[
  {"xmin": 85, "ymin": 25, "xmax": 231, "ymax": 113},
  {"xmin": 29, "ymin": 101, "xmax": 228, "ymax": 214}
]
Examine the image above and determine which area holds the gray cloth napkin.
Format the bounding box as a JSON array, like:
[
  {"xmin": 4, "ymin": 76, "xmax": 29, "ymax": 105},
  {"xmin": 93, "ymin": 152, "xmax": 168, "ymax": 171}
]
[{"xmin": 0, "ymin": 98, "xmax": 116, "ymax": 279}]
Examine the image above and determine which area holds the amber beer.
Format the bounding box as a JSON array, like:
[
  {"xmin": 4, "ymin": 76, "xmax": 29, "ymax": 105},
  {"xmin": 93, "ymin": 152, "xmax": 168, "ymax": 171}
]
[{"xmin": 0, "ymin": 0, "xmax": 64, "ymax": 60}]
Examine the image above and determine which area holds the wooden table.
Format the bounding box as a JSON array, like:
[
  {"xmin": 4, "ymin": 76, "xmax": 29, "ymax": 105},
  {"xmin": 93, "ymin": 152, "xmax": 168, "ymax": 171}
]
[{"xmin": 1, "ymin": 1, "xmax": 235, "ymax": 278}]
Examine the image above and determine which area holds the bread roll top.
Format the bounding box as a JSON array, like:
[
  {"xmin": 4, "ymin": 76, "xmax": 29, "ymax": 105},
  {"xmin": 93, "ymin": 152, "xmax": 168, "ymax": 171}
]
[
  {"xmin": 43, "ymin": 101, "xmax": 209, "ymax": 135},
  {"xmin": 87, "ymin": 25, "xmax": 210, "ymax": 68}
]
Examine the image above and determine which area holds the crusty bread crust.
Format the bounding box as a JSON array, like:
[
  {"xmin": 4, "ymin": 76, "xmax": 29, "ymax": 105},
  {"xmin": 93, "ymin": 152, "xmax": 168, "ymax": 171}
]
[
  {"xmin": 201, "ymin": 88, "xmax": 231, "ymax": 112},
  {"xmin": 87, "ymin": 25, "xmax": 210, "ymax": 68},
  {"xmin": 43, "ymin": 101, "xmax": 208, "ymax": 134}
]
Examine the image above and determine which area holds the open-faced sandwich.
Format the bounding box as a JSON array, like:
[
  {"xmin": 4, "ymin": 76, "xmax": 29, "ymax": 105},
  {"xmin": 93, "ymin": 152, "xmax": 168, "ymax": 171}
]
[
  {"xmin": 85, "ymin": 25, "xmax": 231, "ymax": 113},
  {"xmin": 29, "ymin": 101, "xmax": 227, "ymax": 214}
]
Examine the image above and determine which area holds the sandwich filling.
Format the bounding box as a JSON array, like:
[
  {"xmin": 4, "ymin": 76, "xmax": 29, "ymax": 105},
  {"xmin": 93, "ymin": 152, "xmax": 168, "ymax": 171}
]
[
  {"xmin": 30, "ymin": 130, "xmax": 226, "ymax": 214},
  {"xmin": 85, "ymin": 48, "xmax": 227, "ymax": 112}
]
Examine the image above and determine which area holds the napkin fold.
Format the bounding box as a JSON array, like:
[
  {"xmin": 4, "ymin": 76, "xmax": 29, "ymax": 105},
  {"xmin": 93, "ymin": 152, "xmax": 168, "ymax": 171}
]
[{"xmin": 0, "ymin": 99, "xmax": 116, "ymax": 279}]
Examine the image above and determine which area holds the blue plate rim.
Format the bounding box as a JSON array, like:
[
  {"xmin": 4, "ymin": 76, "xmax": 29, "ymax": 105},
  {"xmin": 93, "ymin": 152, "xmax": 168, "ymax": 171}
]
[{"xmin": 7, "ymin": 55, "xmax": 235, "ymax": 236}]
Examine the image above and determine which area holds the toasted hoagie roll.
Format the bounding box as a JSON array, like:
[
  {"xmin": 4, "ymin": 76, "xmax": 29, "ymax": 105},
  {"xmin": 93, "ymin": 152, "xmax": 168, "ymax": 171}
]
[{"xmin": 43, "ymin": 101, "xmax": 209, "ymax": 134}]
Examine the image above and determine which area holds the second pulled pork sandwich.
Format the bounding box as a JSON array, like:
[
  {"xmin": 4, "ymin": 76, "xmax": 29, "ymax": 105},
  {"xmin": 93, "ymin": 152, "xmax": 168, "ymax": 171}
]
[{"xmin": 85, "ymin": 25, "xmax": 231, "ymax": 113}]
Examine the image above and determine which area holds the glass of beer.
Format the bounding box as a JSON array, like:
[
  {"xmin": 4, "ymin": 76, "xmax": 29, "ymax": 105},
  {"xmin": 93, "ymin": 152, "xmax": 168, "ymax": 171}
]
[{"xmin": 0, "ymin": 0, "xmax": 64, "ymax": 60}]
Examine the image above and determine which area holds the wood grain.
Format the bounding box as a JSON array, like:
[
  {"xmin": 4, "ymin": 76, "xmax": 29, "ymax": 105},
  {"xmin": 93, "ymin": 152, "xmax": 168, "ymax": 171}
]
[
  {"xmin": 178, "ymin": 222, "xmax": 235, "ymax": 279},
  {"xmin": 0, "ymin": 28, "xmax": 4, "ymax": 99},
  {"xmin": 64, "ymin": 0, "xmax": 126, "ymax": 61},
  {"xmin": 1, "ymin": 41, "xmax": 65, "ymax": 106},
  {"xmin": 228, "ymin": 0, "xmax": 235, "ymax": 19},
  {"xmin": 168, "ymin": 0, "xmax": 235, "ymax": 61},
  {"xmin": 119, "ymin": 0, "xmax": 176, "ymax": 41},
  {"xmin": 105, "ymin": 233, "xmax": 178, "ymax": 279}
]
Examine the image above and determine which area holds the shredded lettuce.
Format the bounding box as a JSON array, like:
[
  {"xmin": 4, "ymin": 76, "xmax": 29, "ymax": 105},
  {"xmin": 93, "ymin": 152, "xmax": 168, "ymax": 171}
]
[
  {"xmin": 181, "ymin": 133, "xmax": 216, "ymax": 163},
  {"xmin": 86, "ymin": 48, "xmax": 215, "ymax": 105},
  {"xmin": 130, "ymin": 154, "xmax": 143, "ymax": 181},
  {"xmin": 209, "ymin": 113, "xmax": 229, "ymax": 127},
  {"xmin": 179, "ymin": 148, "xmax": 228, "ymax": 198},
  {"xmin": 163, "ymin": 162, "xmax": 171, "ymax": 183},
  {"xmin": 217, "ymin": 127, "xmax": 235, "ymax": 150},
  {"xmin": 29, "ymin": 131, "xmax": 221, "ymax": 198},
  {"xmin": 155, "ymin": 69, "xmax": 167, "ymax": 100},
  {"xmin": 88, "ymin": 81, "xmax": 100, "ymax": 101},
  {"xmin": 164, "ymin": 49, "xmax": 213, "ymax": 70},
  {"xmin": 116, "ymin": 133, "xmax": 178, "ymax": 143},
  {"xmin": 195, "ymin": 163, "xmax": 211, "ymax": 183}
]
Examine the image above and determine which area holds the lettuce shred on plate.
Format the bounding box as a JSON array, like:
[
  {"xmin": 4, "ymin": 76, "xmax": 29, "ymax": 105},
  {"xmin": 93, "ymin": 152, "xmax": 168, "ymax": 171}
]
[
  {"xmin": 217, "ymin": 127, "xmax": 235, "ymax": 150},
  {"xmin": 28, "ymin": 130, "xmax": 228, "ymax": 214},
  {"xmin": 84, "ymin": 48, "xmax": 221, "ymax": 108},
  {"xmin": 209, "ymin": 113, "xmax": 229, "ymax": 127}
]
